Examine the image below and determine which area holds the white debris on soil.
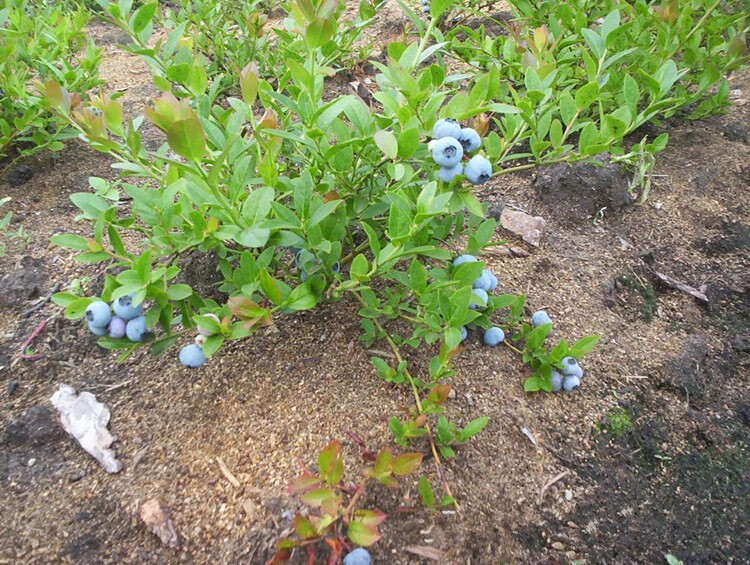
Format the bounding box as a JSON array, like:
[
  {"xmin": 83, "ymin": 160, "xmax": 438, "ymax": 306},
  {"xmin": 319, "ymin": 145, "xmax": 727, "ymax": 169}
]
[
  {"xmin": 140, "ymin": 498, "xmax": 180, "ymax": 548},
  {"xmin": 50, "ymin": 384, "xmax": 122, "ymax": 473}
]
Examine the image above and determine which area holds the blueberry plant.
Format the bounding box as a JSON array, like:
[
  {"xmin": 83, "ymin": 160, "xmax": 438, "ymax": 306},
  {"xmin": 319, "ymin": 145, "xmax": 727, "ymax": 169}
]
[
  {"xmin": 89, "ymin": 0, "xmax": 384, "ymax": 99},
  {"xmin": 0, "ymin": 0, "xmax": 101, "ymax": 164},
  {"xmin": 46, "ymin": 0, "xmax": 606, "ymax": 522},
  {"xmin": 437, "ymin": 0, "xmax": 748, "ymax": 200},
  {"xmin": 268, "ymin": 440, "xmax": 422, "ymax": 562}
]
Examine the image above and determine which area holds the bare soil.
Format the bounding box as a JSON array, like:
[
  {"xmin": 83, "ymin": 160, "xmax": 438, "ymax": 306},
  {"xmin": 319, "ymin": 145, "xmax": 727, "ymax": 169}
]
[{"xmin": 1, "ymin": 5, "xmax": 749, "ymax": 565}]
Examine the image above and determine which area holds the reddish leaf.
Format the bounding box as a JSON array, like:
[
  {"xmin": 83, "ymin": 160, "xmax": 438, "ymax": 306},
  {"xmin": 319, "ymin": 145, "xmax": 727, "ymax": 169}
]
[
  {"xmin": 353, "ymin": 509, "xmax": 386, "ymax": 528},
  {"xmin": 318, "ymin": 441, "xmax": 344, "ymax": 487},
  {"xmin": 289, "ymin": 472, "xmax": 322, "ymax": 494},
  {"xmin": 427, "ymin": 384, "xmax": 452, "ymax": 405},
  {"xmin": 325, "ymin": 538, "xmax": 343, "ymax": 565},
  {"xmin": 294, "ymin": 515, "xmax": 319, "ymax": 540},
  {"xmin": 301, "ymin": 488, "xmax": 341, "ymax": 515},
  {"xmin": 372, "ymin": 448, "xmax": 393, "ymax": 474},
  {"xmin": 392, "ymin": 453, "xmax": 423, "ymax": 476}
]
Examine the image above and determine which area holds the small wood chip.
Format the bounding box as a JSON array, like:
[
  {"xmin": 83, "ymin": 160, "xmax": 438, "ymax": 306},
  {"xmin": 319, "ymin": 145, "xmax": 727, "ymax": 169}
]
[
  {"xmin": 216, "ymin": 456, "xmax": 241, "ymax": 488},
  {"xmin": 521, "ymin": 427, "xmax": 538, "ymax": 446},
  {"xmin": 404, "ymin": 546, "xmax": 445, "ymax": 560},
  {"xmin": 653, "ymin": 271, "xmax": 709, "ymax": 303},
  {"xmin": 539, "ymin": 470, "xmax": 571, "ymax": 503}
]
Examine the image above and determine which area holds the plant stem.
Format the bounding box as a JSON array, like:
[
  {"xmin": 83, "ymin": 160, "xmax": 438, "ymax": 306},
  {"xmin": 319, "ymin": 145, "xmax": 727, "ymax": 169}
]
[{"xmin": 350, "ymin": 291, "xmax": 460, "ymax": 511}]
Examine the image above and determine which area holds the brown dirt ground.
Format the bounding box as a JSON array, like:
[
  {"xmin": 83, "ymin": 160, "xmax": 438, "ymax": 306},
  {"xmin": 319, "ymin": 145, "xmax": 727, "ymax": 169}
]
[{"xmin": 1, "ymin": 4, "xmax": 749, "ymax": 565}]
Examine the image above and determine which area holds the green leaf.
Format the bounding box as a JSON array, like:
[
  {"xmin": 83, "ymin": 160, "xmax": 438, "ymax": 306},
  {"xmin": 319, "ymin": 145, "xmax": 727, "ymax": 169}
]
[
  {"xmin": 575, "ymin": 81, "xmax": 600, "ymax": 111},
  {"xmin": 286, "ymin": 283, "xmax": 318, "ymax": 311},
  {"xmin": 418, "ymin": 476, "xmax": 435, "ymax": 508},
  {"xmin": 374, "ymin": 130, "xmax": 398, "ymax": 160},
  {"xmin": 569, "ymin": 335, "xmax": 600, "ymax": 358},
  {"xmin": 458, "ymin": 417, "xmax": 489, "ymax": 441},
  {"xmin": 166, "ymin": 284, "xmax": 192, "ymax": 300},
  {"xmin": 167, "ymin": 118, "xmax": 205, "ymax": 162},
  {"xmin": 391, "ymin": 453, "xmax": 422, "ymax": 476},
  {"xmin": 293, "ymin": 515, "xmax": 318, "ymax": 540},
  {"xmin": 131, "ymin": 1, "xmax": 157, "ymax": 33},
  {"xmin": 50, "ymin": 234, "xmax": 90, "ymax": 251},
  {"xmin": 397, "ymin": 127, "xmax": 419, "ymax": 159},
  {"xmin": 305, "ymin": 18, "xmax": 334, "ymax": 48},
  {"xmin": 348, "ymin": 520, "xmax": 382, "ymax": 546}
]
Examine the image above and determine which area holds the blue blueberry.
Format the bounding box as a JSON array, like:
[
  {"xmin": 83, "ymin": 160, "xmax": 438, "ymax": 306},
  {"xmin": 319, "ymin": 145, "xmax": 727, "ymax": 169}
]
[
  {"xmin": 343, "ymin": 548, "xmax": 371, "ymax": 565},
  {"xmin": 486, "ymin": 271, "xmax": 498, "ymax": 291},
  {"xmin": 422, "ymin": 4, "xmax": 430, "ymax": 11},
  {"xmin": 531, "ymin": 310, "xmax": 553, "ymax": 328},
  {"xmin": 108, "ymin": 317, "xmax": 127, "ymax": 339},
  {"xmin": 88, "ymin": 321, "xmax": 108, "ymax": 336},
  {"xmin": 473, "ymin": 270, "xmax": 492, "ymax": 291},
  {"xmin": 294, "ymin": 249, "xmax": 303, "ymax": 267},
  {"xmin": 112, "ymin": 294, "xmax": 143, "ymax": 321},
  {"xmin": 125, "ymin": 316, "xmax": 148, "ymax": 342},
  {"xmin": 421, "ymin": 0, "xmax": 429, "ymax": 4},
  {"xmin": 332, "ymin": 261, "xmax": 341, "ymax": 274},
  {"xmin": 550, "ymin": 371, "xmax": 563, "ymax": 392},
  {"xmin": 85, "ymin": 301, "xmax": 111, "ymax": 328},
  {"xmin": 561, "ymin": 356, "xmax": 583, "ymax": 378},
  {"xmin": 431, "ymin": 137, "xmax": 463, "ymax": 168},
  {"xmin": 301, "ymin": 270, "xmax": 308, "ymax": 282},
  {"xmin": 439, "ymin": 163, "xmax": 463, "ymax": 183},
  {"xmin": 458, "ymin": 127, "xmax": 481, "ymax": 152},
  {"xmin": 460, "ymin": 326, "xmax": 468, "ymax": 341},
  {"xmin": 432, "ymin": 118, "xmax": 461, "ymax": 140},
  {"xmin": 483, "ymin": 327, "xmax": 505, "ymax": 346},
  {"xmin": 469, "ymin": 288, "xmax": 488, "ymax": 310},
  {"xmin": 562, "ymin": 375, "xmax": 581, "ymax": 392},
  {"xmin": 179, "ymin": 344, "xmax": 206, "ymax": 368},
  {"xmin": 464, "ymin": 155, "xmax": 492, "ymax": 184},
  {"xmin": 452, "ymin": 254, "xmax": 477, "ymax": 267}
]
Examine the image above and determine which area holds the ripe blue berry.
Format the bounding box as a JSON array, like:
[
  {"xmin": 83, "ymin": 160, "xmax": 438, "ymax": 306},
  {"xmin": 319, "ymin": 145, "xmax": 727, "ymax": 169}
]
[
  {"xmin": 125, "ymin": 316, "xmax": 148, "ymax": 342},
  {"xmin": 439, "ymin": 163, "xmax": 463, "ymax": 183},
  {"xmin": 531, "ymin": 310, "xmax": 553, "ymax": 328},
  {"xmin": 332, "ymin": 261, "xmax": 341, "ymax": 274},
  {"xmin": 486, "ymin": 270, "xmax": 498, "ymax": 291},
  {"xmin": 483, "ymin": 327, "xmax": 505, "ymax": 346},
  {"xmin": 473, "ymin": 270, "xmax": 492, "ymax": 291},
  {"xmin": 197, "ymin": 313, "xmax": 220, "ymax": 337},
  {"xmin": 422, "ymin": 4, "xmax": 430, "ymax": 11},
  {"xmin": 301, "ymin": 270, "xmax": 308, "ymax": 282},
  {"xmin": 562, "ymin": 375, "xmax": 581, "ymax": 392},
  {"xmin": 113, "ymin": 294, "xmax": 143, "ymax": 321},
  {"xmin": 85, "ymin": 301, "xmax": 111, "ymax": 328},
  {"xmin": 464, "ymin": 155, "xmax": 492, "ymax": 184},
  {"xmin": 343, "ymin": 548, "xmax": 371, "ymax": 565},
  {"xmin": 452, "ymin": 254, "xmax": 477, "ymax": 267},
  {"xmin": 108, "ymin": 317, "xmax": 127, "ymax": 339},
  {"xmin": 179, "ymin": 344, "xmax": 206, "ymax": 368},
  {"xmin": 460, "ymin": 326, "xmax": 468, "ymax": 341},
  {"xmin": 550, "ymin": 371, "xmax": 563, "ymax": 392},
  {"xmin": 469, "ymin": 288, "xmax": 488, "ymax": 310},
  {"xmin": 431, "ymin": 137, "xmax": 463, "ymax": 168},
  {"xmin": 88, "ymin": 321, "xmax": 108, "ymax": 336},
  {"xmin": 432, "ymin": 118, "xmax": 462, "ymax": 140},
  {"xmin": 561, "ymin": 356, "xmax": 583, "ymax": 378},
  {"xmin": 458, "ymin": 127, "xmax": 481, "ymax": 152},
  {"xmin": 421, "ymin": 0, "xmax": 429, "ymax": 4}
]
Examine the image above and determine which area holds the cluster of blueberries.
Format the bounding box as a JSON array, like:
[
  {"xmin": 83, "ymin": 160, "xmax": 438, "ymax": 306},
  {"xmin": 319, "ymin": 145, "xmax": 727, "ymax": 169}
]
[
  {"xmin": 452, "ymin": 257, "xmax": 586, "ymax": 392},
  {"xmin": 452, "ymin": 254, "xmax": 506, "ymax": 346},
  {"xmin": 85, "ymin": 295, "xmax": 147, "ymax": 341},
  {"xmin": 420, "ymin": 0, "xmax": 430, "ymax": 12},
  {"xmin": 85, "ymin": 294, "xmax": 212, "ymax": 370},
  {"xmin": 429, "ymin": 119, "xmax": 492, "ymax": 185},
  {"xmin": 531, "ymin": 310, "xmax": 584, "ymax": 392}
]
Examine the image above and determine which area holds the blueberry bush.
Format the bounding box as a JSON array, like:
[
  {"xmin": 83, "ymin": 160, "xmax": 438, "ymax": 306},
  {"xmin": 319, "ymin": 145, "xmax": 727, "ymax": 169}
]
[
  {"xmin": 39, "ymin": 0, "xmax": 747, "ymax": 544},
  {"xmin": 0, "ymin": 0, "xmax": 101, "ymax": 164}
]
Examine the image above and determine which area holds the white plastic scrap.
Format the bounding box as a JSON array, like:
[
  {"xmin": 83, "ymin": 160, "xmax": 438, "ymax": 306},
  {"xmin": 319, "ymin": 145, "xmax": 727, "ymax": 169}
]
[{"xmin": 50, "ymin": 384, "xmax": 122, "ymax": 473}]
